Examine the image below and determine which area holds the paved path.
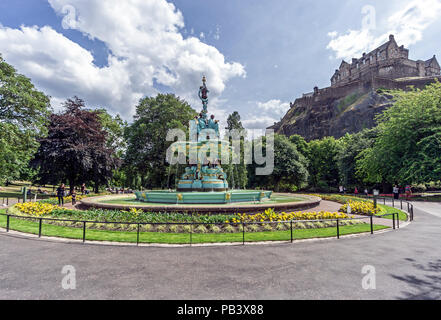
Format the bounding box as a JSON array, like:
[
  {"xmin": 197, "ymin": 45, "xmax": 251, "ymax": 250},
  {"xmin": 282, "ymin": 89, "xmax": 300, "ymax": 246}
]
[{"xmin": 0, "ymin": 202, "xmax": 439, "ymax": 300}]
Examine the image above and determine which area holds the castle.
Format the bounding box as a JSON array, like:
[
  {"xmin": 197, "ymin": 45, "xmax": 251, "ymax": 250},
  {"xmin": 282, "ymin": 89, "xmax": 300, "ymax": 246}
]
[
  {"xmin": 270, "ymin": 35, "xmax": 440, "ymax": 141},
  {"xmin": 330, "ymin": 35, "xmax": 440, "ymax": 87}
]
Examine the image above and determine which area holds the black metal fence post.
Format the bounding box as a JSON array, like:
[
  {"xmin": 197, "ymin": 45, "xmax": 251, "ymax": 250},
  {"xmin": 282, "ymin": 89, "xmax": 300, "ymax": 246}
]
[
  {"xmin": 82, "ymin": 221, "xmax": 86, "ymax": 243},
  {"xmin": 190, "ymin": 223, "xmax": 192, "ymax": 246},
  {"xmin": 392, "ymin": 213, "xmax": 396, "ymax": 230},
  {"xmin": 336, "ymin": 219, "xmax": 340, "ymax": 239},
  {"xmin": 370, "ymin": 216, "xmax": 374, "ymax": 234},
  {"xmin": 6, "ymin": 215, "xmax": 10, "ymax": 232},
  {"xmin": 290, "ymin": 220, "xmax": 293, "ymax": 243},
  {"xmin": 242, "ymin": 222, "xmax": 245, "ymax": 245},
  {"xmin": 400, "ymin": 200, "xmax": 403, "ymax": 210},
  {"xmin": 38, "ymin": 218, "xmax": 42, "ymax": 238},
  {"xmin": 137, "ymin": 224, "xmax": 140, "ymax": 246},
  {"xmin": 396, "ymin": 214, "xmax": 400, "ymax": 229}
]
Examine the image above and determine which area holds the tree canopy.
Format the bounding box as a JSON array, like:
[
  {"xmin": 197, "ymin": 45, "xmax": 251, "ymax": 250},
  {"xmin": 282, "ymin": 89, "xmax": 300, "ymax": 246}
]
[
  {"xmin": 357, "ymin": 82, "xmax": 441, "ymax": 184},
  {"xmin": 124, "ymin": 94, "xmax": 197, "ymax": 188},
  {"xmin": 0, "ymin": 55, "xmax": 51, "ymax": 183},
  {"xmin": 31, "ymin": 97, "xmax": 120, "ymax": 192}
]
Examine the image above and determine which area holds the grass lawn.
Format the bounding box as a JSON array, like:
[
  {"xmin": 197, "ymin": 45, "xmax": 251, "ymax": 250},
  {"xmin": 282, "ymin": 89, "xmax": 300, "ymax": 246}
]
[
  {"xmin": 378, "ymin": 204, "xmax": 408, "ymax": 221},
  {"xmin": 0, "ymin": 213, "xmax": 389, "ymax": 244}
]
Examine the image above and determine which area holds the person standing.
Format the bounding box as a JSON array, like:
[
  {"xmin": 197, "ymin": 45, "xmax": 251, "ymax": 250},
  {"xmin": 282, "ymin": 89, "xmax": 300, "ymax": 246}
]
[
  {"xmin": 57, "ymin": 184, "xmax": 65, "ymax": 206},
  {"xmin": 364, "ymin": 188, "xmax": 369, "ymax": 197},
  {"xmin": 354, "ymin": 187, "xmax": 359, "ymax": 195},
  {"xmin": 339, "ymin": 185, "xmax": 344, "ymax": 194},
  {"xmin": 393, "ymin": 185, "xmax": 400, "ymax": 200},
  {"xmin": 405, "ymin": 185, "xmax": 412, "ymax": 200},
  {"xmin": 81, "ymin": 183, "xmax": 86, "ymax": 195}
]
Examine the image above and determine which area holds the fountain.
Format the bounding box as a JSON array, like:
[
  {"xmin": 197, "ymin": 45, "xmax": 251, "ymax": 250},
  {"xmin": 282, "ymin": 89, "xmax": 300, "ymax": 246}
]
[{"xmin": 134, "ymin": 76, "xmax": 273, "ymax": 204}]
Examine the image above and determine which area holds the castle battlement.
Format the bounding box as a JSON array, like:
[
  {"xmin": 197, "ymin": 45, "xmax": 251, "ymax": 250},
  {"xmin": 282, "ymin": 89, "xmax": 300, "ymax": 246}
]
[{"xmin": 330, "ymin": 35, "xmax": 440, "ymax": 87}]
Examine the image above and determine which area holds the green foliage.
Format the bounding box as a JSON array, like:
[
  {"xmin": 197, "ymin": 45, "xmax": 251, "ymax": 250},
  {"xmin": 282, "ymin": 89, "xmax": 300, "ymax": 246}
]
[
  {"xmin": 306, "ymin": 137, "xmax": 340, "ymax": 191},
  {"xmin": 31, "ymin": 97, "xmax": 120, "ymax": 192},
  {"xmin": 336, "ymin": 129, "xmax": 375, "ymax": 187},
  {"xmin": 357, "ymin": 82, "xmax": 441, "ymax": 184},
  {"xmin": 124, "ymin": 94, "xmax": 197, "ymax": 188},
  {"xmin": 0, "ymin": 55, "xmax": 51, "ymax": 183},
  {"xmin": 336, "ymin": 92, "xmax": 362, "ymax": 114},
  {"xmin": 248, "ymin": 134, "xmax": 309, "ymax": 191}
]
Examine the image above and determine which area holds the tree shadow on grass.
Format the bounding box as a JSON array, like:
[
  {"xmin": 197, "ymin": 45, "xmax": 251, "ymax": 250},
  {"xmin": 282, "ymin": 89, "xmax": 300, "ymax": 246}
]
[{"xmin": 391, "ymin": 258, "xmax": 441, "ymax": 300}]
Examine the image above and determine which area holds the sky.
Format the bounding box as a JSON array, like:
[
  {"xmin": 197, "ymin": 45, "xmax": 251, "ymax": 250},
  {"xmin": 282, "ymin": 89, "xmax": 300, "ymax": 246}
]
[{"xmin": 0, "ymin": 0, "xmax": 440, "ymax": 136}]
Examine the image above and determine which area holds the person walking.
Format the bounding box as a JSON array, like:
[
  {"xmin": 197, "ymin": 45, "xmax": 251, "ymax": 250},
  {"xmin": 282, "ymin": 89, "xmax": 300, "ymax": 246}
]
[
  {"xmin": 354, "ymin": 187, "xmax": 359, "ymax": 195},
  {"xmin": 81, "ymin": 183, "xmax": 86, "ymax": 195},
  {"xmin": 364, "ymin": 188, "xmax": 369, "ymax": 197},
  {"xmin": 393, "ymin": 185, "xmax": 400, "ymax": 200},
  {"xmin": 71, "ymin": 189, "xmax": 77, "ymax": 206},
  {"xmin": 57, "ymin": 184, "xmax": 65, "ymax": 206}
]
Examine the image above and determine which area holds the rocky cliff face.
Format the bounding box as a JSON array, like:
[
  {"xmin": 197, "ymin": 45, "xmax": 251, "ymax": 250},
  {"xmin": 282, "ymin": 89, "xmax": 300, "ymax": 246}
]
[{"xmin": 271, "ymin": 90, "xmax": 393, "ymax": 141}]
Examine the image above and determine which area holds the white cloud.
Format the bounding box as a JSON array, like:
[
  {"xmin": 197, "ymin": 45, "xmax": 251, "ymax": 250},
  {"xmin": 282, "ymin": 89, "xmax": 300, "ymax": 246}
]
[
  {"xmin": 242, "ymin": 99, "xmax": 290, "ymax": 130},
  {"xmin": 0, "ymin": 0, "xmax": 245, "ymax": 119},
  {"xmin": 327, "ymin": 0, "xmax": 441, "ymax": 61}
]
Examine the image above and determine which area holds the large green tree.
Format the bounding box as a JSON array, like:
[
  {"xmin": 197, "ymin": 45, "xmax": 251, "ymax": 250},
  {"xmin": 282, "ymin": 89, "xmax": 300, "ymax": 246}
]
[
  {"xmin": 357, "ymin": 82, "xmax": 441, "ymax": 184},
  {"xmin": 336, "ymin": 129, "xmax": 375, "ymax": 187},
  {"xmin": 124, "ymin": 94, "xmax": 196, "ymax": 188},
  {"xmin": 306, "ymin": 137, "xmax": 340, "ymax": 191},
  {"xmin": 249, "ymin": 134, "xmax": 308, "ymax": 191},
  {"xmin": 0, "ymin": 55, "xmax": 51, "ymax": 183},
  {"xmin": 224, "ymin": 111, "xmax": 248, "ymax": 189}
]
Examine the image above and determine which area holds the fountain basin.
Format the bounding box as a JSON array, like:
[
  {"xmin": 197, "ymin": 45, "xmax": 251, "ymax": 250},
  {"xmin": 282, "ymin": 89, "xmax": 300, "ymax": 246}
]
[{"xmin": 134, "ymin": 190, "xmax": 272, "ymax": 204}]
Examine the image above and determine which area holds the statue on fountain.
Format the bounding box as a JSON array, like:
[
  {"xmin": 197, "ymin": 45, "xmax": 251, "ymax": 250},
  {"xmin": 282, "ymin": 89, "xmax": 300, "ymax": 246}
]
[{"xmin": 177, "ymin": 76, "xmax": 228, "ymax": 192}]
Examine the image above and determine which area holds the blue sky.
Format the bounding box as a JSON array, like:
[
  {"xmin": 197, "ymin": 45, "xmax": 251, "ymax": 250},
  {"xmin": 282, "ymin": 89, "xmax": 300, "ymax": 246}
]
[{"xmin": 1, "ymin": 0, "xmax": 440, "ymax": 133}]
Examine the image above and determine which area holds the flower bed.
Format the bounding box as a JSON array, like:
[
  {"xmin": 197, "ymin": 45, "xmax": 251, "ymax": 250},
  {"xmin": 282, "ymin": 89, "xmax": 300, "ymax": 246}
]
[
  {"xmin": 10, "ymin": 203, "xmax": 363, "ymax": 234},
  {"xmin": 339, "ymin": 200, "xmax": 379, "ymax": 216}
]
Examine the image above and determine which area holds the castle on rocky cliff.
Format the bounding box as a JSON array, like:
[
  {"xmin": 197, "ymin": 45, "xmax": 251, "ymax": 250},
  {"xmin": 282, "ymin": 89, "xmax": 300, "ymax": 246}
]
[
  {"xmin": 269, "ymin": 35, "xmax": 441, "ymax": 141},
  {"xmin": 330, "ymin": 35, "xmax": 440, "ymax": 87}
]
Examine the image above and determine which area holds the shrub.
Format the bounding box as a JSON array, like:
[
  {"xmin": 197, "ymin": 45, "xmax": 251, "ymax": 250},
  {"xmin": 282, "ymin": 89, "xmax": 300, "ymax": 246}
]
[
  {"xmin": 210, "ymin": 225, "xmax": 222, "ymax": 233},
  {"xmin": 156, "ymin": 225, "xmax": 168, "ymax": 233},
  {"xmin": 169, "ymin": 225, "xmax": 180, "ymax": 233},
  {"xmin": 141, "ymin": 224, "xmax": 153, "ymax": 232},
  {"xmin": 305, "ymin": 222, "xmax": 315, "ymax": 229},
  {"xmin": 195, "ymin": 225, "xmax": 208, "ymax": 234},
  {"xmin": 295, "ymin": 222, "xmax": 306, "ymax": 229},
  {"xmin": 246, "ymin": 224, "xmax": 260, "ymax": 232},
  {"xmin": 314, "ymin": 222, "xmax": 325, "ymax": 228},
  {"xmin": 182, "ymin": 225, "xmax": 192, "ymax": 233},
  {"xmin": 263, "ymin": 224, "xmax": 273, "ymax": 231},
  {"xmin": 223, "ymin": 225, "xmax": 236, "ymax": 233}
]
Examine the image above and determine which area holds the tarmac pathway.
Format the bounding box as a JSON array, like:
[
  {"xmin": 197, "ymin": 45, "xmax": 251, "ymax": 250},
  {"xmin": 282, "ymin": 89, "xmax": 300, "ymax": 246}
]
[{"xmin": 0, "ymin": 201, "xmax": 439, "ymax": 299}]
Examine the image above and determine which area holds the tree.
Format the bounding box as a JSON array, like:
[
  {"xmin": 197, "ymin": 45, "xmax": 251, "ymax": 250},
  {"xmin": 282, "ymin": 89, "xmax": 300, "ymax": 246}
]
[
  {"xmin": 336, "ymin": 129, "xmax": 375, "ymax": 187},
  {"xmin": 357, "ymin": 82, "xmax": 441, "ymax": 185},
  {"xmin": 224, "ymin": 111, "xmax": 248, "ymax": 189},
  {"xmin": 97, "ymin": 109, "xmax": 128, "ymax": 157},
  {"xmin": 306, "ymin": 137, "xmax": 340, "ymax": 191},
  {"xmin": 32, "ymin": 97, "xmax": 120, "ymax": 192},
  {"xmin": 249, "ymin": 134, "xmax": 308, "ymax": 191},
  {"xmin": 0, "ymin": 55, "xmax": 51, "ymax": 183},
  {"xmin": 225, "ymin": 111, "xmax": 244, "ymax": 132},
  {"xmin": 124, "ymin": 94, "xmax": 197, "ymax": 188}
]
